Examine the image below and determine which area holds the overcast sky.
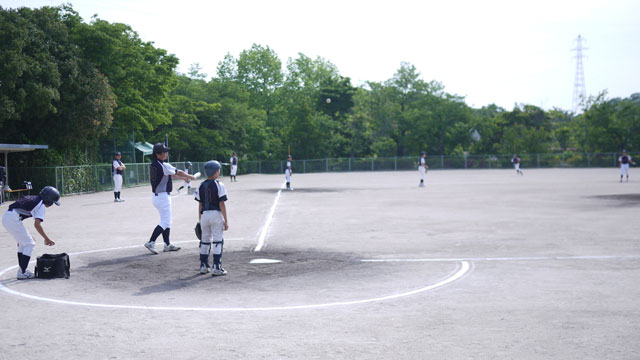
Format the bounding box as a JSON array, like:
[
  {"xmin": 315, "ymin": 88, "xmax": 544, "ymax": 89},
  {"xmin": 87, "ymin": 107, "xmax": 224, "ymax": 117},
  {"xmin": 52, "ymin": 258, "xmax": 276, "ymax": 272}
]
[{"xmin": 2, "ymin": 0, "xmax": 639, "ymax": 111}]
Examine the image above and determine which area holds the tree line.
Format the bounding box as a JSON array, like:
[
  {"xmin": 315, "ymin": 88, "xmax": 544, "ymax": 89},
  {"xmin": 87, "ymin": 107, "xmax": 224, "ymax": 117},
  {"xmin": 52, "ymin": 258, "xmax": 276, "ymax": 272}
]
[{"xmin": 1, "ymin": 5, "xmax": 638, "ymax": 167}]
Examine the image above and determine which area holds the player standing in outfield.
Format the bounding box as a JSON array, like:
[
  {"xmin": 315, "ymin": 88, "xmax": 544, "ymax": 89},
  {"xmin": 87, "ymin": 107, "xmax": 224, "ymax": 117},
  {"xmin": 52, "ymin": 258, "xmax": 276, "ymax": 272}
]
[
  {"xmin": 112, "ymin": 151, "xmax": 126, "ymax": 202},
  {"xmin": 418, "ymin": 152, "xmax": 429, "ymax": 187},
  {"xmin": 195, "ymin": 161, "xmax": 229, "ymax": 276},
  {"xmin": 144, "ymin": 143, "xmax": 197, "ymax": 255},
  {"xmin": 229, "ymin": 152, "xmax": 238, "ymax": 182},
  {"xmin": 285, "ymin": 154, "xmax": 293, "ymax": 190},
  {"xmin": 511, "ymin": 154, "xmax": 524, "ymax": 176},
  {"xmin": 177, "ymin": 161, "xmax": 192, "ymax": 193},
  {"xmin": 618, "ymin": 150, "xmax": 636, "ymax": 182},
  {"xmin": 2, "ymin": 186, "xmax": 60, "ymax": 279}
]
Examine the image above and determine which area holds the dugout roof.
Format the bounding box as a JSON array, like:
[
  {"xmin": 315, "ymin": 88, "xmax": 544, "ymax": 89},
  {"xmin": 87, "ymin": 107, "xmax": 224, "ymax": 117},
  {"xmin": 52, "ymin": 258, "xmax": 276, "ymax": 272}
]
[{"xmin": 0, "ymin": 144, "xmax": 49, "ymax": 190}]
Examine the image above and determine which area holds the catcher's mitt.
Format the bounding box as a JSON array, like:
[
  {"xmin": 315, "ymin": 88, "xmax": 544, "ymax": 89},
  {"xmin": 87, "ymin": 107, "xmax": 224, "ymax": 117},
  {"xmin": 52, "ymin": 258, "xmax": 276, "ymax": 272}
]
[{"xmin": 195, "ymin": 222, "xmax": 202, "ymax": 240}]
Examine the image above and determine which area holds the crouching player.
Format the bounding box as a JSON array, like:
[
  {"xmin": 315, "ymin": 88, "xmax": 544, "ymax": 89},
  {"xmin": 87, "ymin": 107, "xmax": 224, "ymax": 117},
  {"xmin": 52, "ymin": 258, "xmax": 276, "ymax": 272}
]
[
  {"xmin": 195, "ymin": 160, "xmax": 229, "ymax": 276},
  {"xmin": 2, "ymin": 186, "xmax": 60, "ymax": 279}
]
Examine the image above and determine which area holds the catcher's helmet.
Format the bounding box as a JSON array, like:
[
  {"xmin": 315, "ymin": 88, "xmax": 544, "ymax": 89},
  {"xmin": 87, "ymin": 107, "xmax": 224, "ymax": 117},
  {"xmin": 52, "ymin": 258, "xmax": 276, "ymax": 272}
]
[
  {"xmin": 114, "ymin": 151, "xmax": 121, "ymax": 157},
  {"xmin": 204, "ymin": 160, "xmax": 221, "ymax": 177},
  {"xmin": 39, "ymin": 186, "xmax": 60, "ymax": 206},
  {"xmin": 185, "ymin": 161, "xmax": 192, "ymax": 168},
  {"xmin": 153, "ymin": 143, "xmax": 170, "ymax": 154},
  {"xmin": 420, "ymin": 151, "xmax": 426, "ymax": 156}
]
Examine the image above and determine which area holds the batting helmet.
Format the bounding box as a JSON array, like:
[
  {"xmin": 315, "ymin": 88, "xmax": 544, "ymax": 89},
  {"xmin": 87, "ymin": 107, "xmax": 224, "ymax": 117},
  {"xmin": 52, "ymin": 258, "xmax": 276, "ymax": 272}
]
[
  {"xmin": 420, "ymin": 151, "xmax": 426, "ymax": 156},
  {"xmin": 114, "ymin": 151, "xmax": 121, "ymax": 157},
  {"xmin": 185, "ymin": 161, "xmax": 192, "ymax": 168},
  {"xmin": 39, "ymin": 186, "xmax": 61, "ymax": 206},
  {"xmin": 153, "ymin": 143, "xmax": 170, "ymax": 154},
  {"xmin": 204, "ymin": 160, "xmax": 221, "ymax": 177}
]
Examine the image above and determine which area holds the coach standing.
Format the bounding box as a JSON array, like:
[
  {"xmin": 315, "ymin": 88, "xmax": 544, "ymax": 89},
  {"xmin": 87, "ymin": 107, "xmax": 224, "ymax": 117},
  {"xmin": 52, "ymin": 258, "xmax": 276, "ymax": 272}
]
[
  {"xmin": 112, "ymin": 152, "xmax": 126, "ymax": 202},
  {"xmin": 144, "ymin": 143, "xmax": 197, "ymax": 254}
]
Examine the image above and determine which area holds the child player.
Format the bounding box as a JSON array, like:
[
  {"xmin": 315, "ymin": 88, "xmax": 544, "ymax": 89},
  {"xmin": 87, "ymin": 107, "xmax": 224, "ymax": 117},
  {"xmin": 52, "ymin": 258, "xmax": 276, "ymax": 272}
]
[
  {"xmin": 285, "ymin": 154, "xmax": 293, "ymax": 190},
  {"xmin": 195, "ymin": 160, "xmax": 229, "ymax": 276},
  {"xmin": 618, "ymin": 150, "xmax": 636, "ymax": 182},
  {"xmin": 419, "ymin": 152, "xmax": 429, "ymax": 187},
  {"xmin": 2, "ymin": 186, "xmax": 60, "ymax": 279}
]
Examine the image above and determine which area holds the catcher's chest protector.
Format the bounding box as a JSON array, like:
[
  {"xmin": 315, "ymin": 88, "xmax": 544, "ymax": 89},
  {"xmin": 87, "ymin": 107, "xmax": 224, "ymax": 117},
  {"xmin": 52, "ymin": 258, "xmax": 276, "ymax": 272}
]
[{"xmin": 35, "ymin": 253, "xmax": 70, "ymax": 279}]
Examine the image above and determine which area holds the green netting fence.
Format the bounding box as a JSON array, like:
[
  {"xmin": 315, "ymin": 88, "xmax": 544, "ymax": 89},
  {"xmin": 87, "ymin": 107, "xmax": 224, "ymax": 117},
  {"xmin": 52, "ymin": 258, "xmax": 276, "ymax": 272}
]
[{"xmin": 4, "ymin": 152, "xmax": 626, "ymax": 196}]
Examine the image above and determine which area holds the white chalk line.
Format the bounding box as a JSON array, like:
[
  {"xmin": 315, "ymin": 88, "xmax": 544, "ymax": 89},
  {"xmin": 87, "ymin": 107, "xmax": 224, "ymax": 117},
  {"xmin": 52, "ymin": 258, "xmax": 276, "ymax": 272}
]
[
  {"xmin": 254, "ymin": 181, "xmax": 286, "ymax": 252},
  {"xmin": 0, "ymin": 244, "xmax": 469, "ymax": 311},
  {"xmin": 360, "ymin": 254, "xmax": 640, "ymax": 263}
]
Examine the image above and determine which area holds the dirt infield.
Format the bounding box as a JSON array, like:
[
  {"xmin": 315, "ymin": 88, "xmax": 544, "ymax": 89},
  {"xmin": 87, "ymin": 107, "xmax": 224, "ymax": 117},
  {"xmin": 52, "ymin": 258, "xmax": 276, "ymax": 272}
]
[{"xmin": 0, "ymin": 168, "xmax": 638, "ymax": 359}]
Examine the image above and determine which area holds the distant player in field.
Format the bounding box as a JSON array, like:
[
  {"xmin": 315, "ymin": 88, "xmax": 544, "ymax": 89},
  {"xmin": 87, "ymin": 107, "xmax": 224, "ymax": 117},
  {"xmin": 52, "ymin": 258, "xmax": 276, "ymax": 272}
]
[
  {"xmin": 285, "ymin": 154, "xmax": 293, "ymax": 190},
  {"xmin": 112, "ymin": 151, "xmax": 126, "ymax": 202},
  {"xmin": 177, "ymin": 161, "xmax": 192, "ymax": 193},
  {"xmin": 618, "ymin": 150, "xmax": 636, "ymax": 182},
  {"xmin": 511, "ymin": 154, "xmax": 523, "ymax": 176},
  {"xmin": 229, "ymin": 152, "xmax": 238, "ymax": 182},
  {"xmin": 419, "ymin": 151, "xmax": 429, "ymax": 187}
]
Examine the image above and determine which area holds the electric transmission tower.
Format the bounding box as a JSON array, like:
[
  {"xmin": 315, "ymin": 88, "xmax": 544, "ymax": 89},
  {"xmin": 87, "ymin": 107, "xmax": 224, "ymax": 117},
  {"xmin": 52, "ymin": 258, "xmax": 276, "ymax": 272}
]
[{"xmin": 571, "ymin": 35, "xmax": 587, "ymax": 113}]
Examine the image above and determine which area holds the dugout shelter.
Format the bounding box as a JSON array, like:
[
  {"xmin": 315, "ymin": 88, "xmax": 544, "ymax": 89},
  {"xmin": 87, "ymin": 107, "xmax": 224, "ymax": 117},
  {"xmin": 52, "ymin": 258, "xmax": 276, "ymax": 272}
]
[{"xmin": 0, "ymin": 144, "xmax": 49, "ymax": 203}]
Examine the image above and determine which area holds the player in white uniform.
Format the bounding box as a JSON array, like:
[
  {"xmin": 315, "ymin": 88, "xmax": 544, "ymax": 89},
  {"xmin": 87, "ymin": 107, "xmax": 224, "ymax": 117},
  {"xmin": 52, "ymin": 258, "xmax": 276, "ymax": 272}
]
[
  {"xmin": 144, "ymin": 143, "xmax": 197, "ymax": 254},
  {"xmin": 195, "ymin": 160, "xmax": 229, "ymax": 276},
  {"xmin": 2, "ymin": 186, "xmax": 60, "ymax": 279},
  {"xmin": 511, "ymin": 154, "xmax": 523, "ymax": 176},
  {"xmin": 112, "ymin": 151, "xmax": 126, "ymax": 202},
  {"xmin": 177, "ymin": 161, "xmax": 192, "ymax": 193},
  {"xmin": 618, "ymin": 150, "xmax": 636, "ymax": 182},
  {"xmin": 229, "ymin": 152, "xmax": 238, "ymax": 182},
  {"xmin": 419, "ymin": 152, "xmax": 429, "ymax": 187},
  {"xmin": 285, "ymin": 154, "xmax": 293, "ymax": 190}
]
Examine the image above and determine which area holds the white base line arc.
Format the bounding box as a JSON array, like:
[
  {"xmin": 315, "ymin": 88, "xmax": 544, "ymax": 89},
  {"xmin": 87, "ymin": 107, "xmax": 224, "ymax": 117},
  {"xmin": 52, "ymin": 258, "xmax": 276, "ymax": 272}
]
[
  {"xmin": 0, "ymin": 247, "xmax": 469, "ymax": 311},
  {"xmin": 254, "ymin": 181, "xmax": 286, "ymax": 252},
  {"xmin": 360, "ymin": 255, "xmax": 640, "ymax": 263}
]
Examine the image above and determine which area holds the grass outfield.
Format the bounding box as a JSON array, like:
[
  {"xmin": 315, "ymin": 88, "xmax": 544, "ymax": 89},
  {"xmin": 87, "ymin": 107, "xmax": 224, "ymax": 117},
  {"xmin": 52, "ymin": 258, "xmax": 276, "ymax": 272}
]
[{"xmin": 0, "ymin": 168, "xmax": 638, "ymax": 359}]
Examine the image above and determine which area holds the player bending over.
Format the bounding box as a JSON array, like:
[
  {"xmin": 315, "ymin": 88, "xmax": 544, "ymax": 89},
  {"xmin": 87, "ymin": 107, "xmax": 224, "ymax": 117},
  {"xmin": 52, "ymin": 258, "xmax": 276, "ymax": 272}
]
[
  {"xmin": 195, "ymin": 160, "xmax": 229, "ymax": 276},
  {"xmin": 2, "ymin": 186, "xmax": 60, "ymax": 279}
]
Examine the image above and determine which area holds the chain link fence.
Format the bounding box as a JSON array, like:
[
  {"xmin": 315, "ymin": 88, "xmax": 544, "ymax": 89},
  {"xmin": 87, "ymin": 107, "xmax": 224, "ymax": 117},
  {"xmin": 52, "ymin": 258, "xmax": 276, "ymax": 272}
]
[{"xmin": 3, "ymin": 152, "xmax": 626, "ymax": 196}]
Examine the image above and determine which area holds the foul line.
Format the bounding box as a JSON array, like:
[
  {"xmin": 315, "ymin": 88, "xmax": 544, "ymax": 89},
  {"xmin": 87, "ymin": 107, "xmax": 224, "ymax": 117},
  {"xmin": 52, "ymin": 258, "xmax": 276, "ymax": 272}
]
[
  {"xmin": 360, "ymin": 254, "xmax": 640, "ymax": 263},
  {"xmin": 254, "ymin": 181, "xmax": 286, "ymax": 252}
]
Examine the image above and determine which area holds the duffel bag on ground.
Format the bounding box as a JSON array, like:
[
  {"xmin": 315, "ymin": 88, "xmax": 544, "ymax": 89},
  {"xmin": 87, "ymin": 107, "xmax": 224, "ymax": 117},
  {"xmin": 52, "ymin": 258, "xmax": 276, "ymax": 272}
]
[{"xmin": 35, "ymin": 253, "xmax": 70, "ymax": 279}]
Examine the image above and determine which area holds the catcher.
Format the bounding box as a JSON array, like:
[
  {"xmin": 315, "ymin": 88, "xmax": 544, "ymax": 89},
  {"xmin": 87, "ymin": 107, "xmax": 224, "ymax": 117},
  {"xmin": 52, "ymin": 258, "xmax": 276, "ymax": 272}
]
[{"xmin": 194, "ymin": 160, "xmax": 229, "ymax": 276}]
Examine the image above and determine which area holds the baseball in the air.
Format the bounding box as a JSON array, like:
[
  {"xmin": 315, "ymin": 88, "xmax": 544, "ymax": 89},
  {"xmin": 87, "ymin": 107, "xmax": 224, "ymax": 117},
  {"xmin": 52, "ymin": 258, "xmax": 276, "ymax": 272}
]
[{"xmin": 326, "ymin": 98, "xmax": 331, "ymax": 104}]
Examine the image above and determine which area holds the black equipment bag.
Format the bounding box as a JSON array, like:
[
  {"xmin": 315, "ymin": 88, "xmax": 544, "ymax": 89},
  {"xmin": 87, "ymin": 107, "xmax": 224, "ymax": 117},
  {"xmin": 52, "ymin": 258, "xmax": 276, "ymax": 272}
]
[{"xmin": 35, "ymin": 253, "xmax": 70, "ymax": 279}]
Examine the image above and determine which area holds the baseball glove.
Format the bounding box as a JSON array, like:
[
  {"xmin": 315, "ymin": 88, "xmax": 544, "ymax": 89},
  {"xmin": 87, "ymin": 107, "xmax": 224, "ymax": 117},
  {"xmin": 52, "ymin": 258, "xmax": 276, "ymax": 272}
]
[{"xmin": 195, "ymin": 222, "xmax": 202, "ymax": 240}]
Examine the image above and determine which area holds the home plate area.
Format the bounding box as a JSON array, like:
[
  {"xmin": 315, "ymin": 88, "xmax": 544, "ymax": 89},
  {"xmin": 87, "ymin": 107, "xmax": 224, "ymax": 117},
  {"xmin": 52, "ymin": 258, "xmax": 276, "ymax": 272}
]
[{"xmin": 3, "ymin": 246, "xmax": 463, "ymax": 310}]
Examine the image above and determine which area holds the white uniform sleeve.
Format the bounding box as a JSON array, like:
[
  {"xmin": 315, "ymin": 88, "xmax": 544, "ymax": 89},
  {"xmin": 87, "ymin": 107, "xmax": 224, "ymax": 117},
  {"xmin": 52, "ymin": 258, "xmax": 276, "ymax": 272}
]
[
  {"xmin": 161, "ymin": 162, "xmax": 178, "ymax": 176},
  {"xmin": 217, "ymin": 182, "xmax": 228, "ymax": 201},
  {"xmin": 112, "ymin": 160, "xmax": 120, "ymax": 170},
  {"xmin": 194, "ymin": 187, "xmax": 200, "ymax": 201},
  {"xmin": 32, "ymin": 201, "xmax": 46, "ymax": 221}
]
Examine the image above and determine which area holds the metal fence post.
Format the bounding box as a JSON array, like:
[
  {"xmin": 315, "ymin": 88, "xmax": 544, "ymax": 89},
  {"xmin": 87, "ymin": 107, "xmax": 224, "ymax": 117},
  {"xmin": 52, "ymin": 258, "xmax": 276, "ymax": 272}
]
[
  {"xmin": 60, "ymin": 167, "xmax": 65, "ymax": 195},
  {"xmin": 371, "ymin": 158, "xmax": 374, "ymax": 171}
]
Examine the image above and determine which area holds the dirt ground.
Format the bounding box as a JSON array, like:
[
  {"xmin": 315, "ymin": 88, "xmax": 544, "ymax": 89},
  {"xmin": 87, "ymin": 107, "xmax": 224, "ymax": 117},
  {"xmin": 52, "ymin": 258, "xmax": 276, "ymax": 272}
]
[{"xmin": 0, "ymin": 168, "xmax": 638, "ymax": 359}]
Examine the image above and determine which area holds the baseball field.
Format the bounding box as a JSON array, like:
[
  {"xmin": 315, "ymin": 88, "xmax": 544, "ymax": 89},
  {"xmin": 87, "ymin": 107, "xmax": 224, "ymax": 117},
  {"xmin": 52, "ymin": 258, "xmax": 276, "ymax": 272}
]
[{"xmin": 0, "ymin": 168, "xmax": 638, "ymax": 359}]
